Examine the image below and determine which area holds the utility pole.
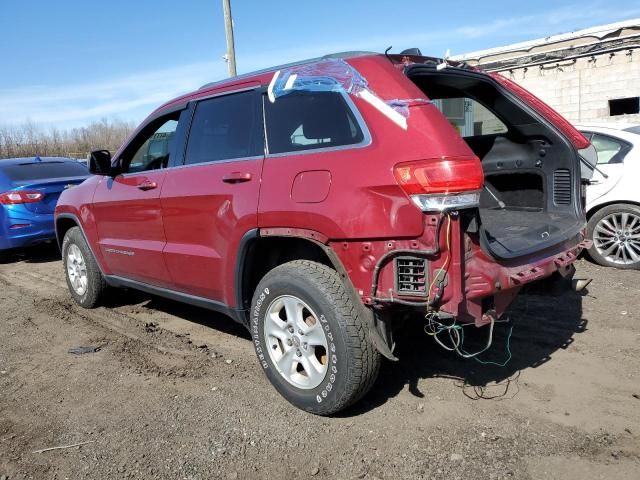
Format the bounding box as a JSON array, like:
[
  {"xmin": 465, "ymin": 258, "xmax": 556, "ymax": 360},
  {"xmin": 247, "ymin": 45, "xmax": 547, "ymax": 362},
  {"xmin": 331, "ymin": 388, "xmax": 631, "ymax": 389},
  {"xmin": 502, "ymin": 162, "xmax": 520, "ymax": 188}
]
[{"xmin": 222, "ymin": 0, "xmax": 237, "ymax": 76}]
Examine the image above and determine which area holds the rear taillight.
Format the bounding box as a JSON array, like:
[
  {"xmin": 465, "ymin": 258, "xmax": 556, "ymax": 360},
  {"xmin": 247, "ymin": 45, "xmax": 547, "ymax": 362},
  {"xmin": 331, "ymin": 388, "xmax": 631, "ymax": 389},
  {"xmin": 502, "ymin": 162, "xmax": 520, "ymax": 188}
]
[
  {"xmin": 0, "ymin": 190, "xmax": 44, "ymax": 205},
  {"xmin": 393, "ymin": 156, "xmax": 484, "ymax": 211},
  {"xmin": 489, "ymin": 72, "xmax": 590, "ymax": 150}
]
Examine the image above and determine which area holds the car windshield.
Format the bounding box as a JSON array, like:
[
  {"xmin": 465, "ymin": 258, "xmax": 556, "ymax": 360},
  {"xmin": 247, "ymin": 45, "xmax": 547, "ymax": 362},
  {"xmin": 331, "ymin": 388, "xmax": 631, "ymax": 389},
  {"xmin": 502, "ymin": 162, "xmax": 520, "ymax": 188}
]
[{"xmin": 1, "ymin": 161, "xmax": 87, "ymax": 182}]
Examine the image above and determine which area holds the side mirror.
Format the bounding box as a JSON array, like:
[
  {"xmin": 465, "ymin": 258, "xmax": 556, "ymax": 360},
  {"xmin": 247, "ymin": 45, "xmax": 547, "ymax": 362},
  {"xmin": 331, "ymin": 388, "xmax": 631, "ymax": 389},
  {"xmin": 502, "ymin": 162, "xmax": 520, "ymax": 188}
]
[{"xmin": 89, "ymin": 150, "xmax": 113, "ymax": 176}]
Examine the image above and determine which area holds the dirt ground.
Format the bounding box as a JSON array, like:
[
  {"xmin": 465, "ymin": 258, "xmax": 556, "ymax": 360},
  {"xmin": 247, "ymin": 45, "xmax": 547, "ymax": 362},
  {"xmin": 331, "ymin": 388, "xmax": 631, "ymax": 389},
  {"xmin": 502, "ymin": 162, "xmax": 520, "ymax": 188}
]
[{"xmin": 0, "ymin": 244, "xmax": 639, "ymax": 480}]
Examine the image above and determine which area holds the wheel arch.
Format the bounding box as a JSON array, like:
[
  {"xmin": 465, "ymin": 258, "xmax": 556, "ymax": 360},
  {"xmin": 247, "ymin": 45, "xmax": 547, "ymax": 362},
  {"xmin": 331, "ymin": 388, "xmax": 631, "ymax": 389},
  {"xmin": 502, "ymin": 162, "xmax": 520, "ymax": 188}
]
[
  {"xmin": 55, "ymin": 214, "xmax": 81, "ymax": 249},
  {"xmin": 55, "ymin": 213, "xmax": 107, "ymax": 275},
  {"xmin": 236, "ymin": 230, "xmax": 342, "ymax": 312},
  {"xmin": 587, "ymin": 199, "xmax": 640, "ymax": 220}
]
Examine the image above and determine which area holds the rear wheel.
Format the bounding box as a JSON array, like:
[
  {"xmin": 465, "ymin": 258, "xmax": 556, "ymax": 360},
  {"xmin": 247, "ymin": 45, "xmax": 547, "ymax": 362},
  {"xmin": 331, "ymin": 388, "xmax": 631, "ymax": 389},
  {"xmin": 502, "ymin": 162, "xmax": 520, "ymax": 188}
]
[
  {"xmin": 250, "ymin": 260, "xmax": 380, "ymax": 415},
  {"xmin": 62, "ymin": 227, "xmax": 107, "ymax": 307},
  {"xmin": 587, "ymin": 203, "xmax": 640, "ymax": 269}
]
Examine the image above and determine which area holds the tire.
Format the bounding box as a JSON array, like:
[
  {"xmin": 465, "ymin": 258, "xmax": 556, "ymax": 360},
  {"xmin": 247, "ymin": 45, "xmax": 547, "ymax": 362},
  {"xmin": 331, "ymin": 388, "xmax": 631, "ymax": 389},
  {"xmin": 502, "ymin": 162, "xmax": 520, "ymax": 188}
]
[
  {"xmin": 62, "ymin": 226, "xmax": 107, "ymax": 307},
  {"xmin": 250, "ymin": 260, "xmax": 380, "ymax": 415},
  {"xmin": 587, "ymin": 203, "xmax": 640, "ymax": 269}
]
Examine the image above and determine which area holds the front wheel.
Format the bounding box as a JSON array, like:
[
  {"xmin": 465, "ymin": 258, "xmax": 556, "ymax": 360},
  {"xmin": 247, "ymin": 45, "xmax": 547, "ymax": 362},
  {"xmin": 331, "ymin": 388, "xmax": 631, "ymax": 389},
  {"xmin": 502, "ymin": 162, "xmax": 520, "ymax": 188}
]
[
  {"xmin": 587, "ymin": 203, "xmax": 640, "ymax": 269},
  {"xmin": 250, "ymin": 260, "xmax": 380, "ymax": 415},
  {"xmin": 62, "ymin": 226, "xmax": 107, "ymax": 307}
]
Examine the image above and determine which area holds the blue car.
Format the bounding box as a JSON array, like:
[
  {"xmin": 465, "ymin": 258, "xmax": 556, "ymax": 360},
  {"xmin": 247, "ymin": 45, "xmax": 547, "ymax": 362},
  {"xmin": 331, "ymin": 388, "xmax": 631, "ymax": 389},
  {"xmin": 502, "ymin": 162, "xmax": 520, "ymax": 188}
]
[{"xmin": 0, "ymin": 157, "xmax": 90, "ymax": 258}]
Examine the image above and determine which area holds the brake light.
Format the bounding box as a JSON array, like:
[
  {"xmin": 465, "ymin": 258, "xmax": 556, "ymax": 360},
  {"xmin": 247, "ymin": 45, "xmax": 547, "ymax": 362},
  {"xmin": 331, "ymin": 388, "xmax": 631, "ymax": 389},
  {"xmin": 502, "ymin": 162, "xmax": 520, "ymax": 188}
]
[
  {"xmin": 394, "ymin": 156, "xmax": 484, "ymax": 211},
  {"xmin": 489, "ymin": 72, "xmax": 590, "ymax": 150},
  {"xmin": 0, "ymin": 190, "xmax": 44, "ymax": 205}
]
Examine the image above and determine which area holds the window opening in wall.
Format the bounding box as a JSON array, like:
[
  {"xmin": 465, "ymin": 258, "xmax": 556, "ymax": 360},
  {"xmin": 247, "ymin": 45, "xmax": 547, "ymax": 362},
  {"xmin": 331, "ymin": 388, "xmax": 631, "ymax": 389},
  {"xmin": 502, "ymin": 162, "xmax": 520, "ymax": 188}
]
[{"xmin": 609, "ymin": 97, "xmax": 640, "ymax": 116}]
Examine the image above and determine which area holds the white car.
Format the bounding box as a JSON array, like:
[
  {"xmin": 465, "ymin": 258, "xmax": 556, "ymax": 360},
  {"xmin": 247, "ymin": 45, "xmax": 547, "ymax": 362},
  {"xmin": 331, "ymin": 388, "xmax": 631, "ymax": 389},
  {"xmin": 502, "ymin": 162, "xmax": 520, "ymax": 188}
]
[{"xmin": 576, "ymin": 124, "xmax": 640, "ymax": 269}]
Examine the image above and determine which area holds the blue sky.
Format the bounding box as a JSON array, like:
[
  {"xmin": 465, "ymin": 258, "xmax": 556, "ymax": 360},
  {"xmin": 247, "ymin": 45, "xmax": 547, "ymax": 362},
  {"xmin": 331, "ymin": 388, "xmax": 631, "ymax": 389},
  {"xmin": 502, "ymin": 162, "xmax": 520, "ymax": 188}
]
[{"xmin": 1, "ymin": 0, "xmax": 639, "ymax": 129}]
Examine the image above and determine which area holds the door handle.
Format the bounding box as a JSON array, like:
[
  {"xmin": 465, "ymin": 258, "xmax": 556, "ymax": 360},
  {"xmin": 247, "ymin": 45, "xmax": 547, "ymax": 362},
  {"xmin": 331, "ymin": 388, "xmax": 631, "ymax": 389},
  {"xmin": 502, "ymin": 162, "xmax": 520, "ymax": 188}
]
[
  {"xmin": 137, "ymin": 180, "xmax": 158, "ymax": 191},
  {"xmin": 222, "ymin": 172, "xmax": 252, "ymax": 183}
]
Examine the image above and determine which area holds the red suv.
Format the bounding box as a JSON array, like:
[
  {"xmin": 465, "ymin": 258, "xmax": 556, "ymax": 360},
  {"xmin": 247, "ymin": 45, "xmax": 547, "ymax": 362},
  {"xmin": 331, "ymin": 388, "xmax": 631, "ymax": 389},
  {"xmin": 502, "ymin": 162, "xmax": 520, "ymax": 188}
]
[{"xmin": 55, "ymin": 52, "xmax": 592, "ymax": 414}]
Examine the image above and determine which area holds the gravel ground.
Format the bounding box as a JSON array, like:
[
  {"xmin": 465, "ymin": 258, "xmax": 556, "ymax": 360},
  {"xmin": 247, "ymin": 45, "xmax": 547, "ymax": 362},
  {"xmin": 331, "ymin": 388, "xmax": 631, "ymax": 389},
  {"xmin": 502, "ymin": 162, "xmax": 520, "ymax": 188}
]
[{"xmin": 0, "ymin": 244, "xmax": 639, "ymax": 479}]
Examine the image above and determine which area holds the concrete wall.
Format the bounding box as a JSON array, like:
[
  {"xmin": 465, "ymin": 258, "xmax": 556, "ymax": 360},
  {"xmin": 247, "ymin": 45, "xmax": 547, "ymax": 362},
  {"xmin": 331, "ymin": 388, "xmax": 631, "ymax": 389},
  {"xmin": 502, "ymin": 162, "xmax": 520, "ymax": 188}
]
[{"xmin": 498, "ymin": 51, "xmax": 640, "ymax": 126}]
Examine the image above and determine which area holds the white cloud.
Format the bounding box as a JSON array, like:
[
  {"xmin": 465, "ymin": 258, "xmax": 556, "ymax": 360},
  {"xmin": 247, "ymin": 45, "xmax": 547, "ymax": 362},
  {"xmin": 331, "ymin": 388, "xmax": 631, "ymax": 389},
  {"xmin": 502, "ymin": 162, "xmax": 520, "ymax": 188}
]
[
  {"xmin": 1, "ymin": 3, "xmax": 638, "ymax": 129},
  {"xmin": 0, "ymin": 61, "xmax": 226, "ymax": 128}
]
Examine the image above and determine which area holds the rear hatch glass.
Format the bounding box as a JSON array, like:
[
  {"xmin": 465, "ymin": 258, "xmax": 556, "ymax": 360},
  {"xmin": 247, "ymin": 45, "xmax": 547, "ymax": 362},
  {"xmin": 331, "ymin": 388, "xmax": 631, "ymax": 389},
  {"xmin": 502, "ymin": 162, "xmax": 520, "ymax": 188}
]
[{"xmin": 3, "ymin": 161, "xmax": 88, "ymax": 182}]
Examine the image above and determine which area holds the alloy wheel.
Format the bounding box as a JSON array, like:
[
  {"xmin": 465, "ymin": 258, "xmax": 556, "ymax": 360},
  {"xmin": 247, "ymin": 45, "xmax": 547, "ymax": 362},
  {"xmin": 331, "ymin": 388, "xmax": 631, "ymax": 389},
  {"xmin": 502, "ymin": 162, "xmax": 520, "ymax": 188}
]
[
  {"xmin": 263, "ymin": 295, "xmax": 329, "ymax": 390},
  {"xmin": 66, "ymin": 243, "xmax": 88, "ymax": 296},
  {"xmin": 593, "ymin": 212, "xmax": 640, "ymax": 265}
]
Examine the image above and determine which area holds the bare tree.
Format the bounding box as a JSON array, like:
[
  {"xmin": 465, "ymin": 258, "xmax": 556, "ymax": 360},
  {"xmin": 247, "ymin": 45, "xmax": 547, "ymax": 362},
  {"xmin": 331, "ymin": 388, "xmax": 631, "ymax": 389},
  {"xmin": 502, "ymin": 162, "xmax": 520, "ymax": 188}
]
[{"xmin": 0, "ymin": 118, "xmax": 135, "ymax": 160}]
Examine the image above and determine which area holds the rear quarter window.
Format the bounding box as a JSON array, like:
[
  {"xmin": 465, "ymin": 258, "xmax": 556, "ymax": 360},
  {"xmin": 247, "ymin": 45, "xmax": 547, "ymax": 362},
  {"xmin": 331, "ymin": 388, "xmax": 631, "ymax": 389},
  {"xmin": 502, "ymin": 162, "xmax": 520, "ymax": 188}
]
[
  {"xmin": 1, "ymin": 162, "xmax": 87, "ymax": 182},
  {"xmin": 264, "ymin": 91, "xmax": 365, "ymax": 154}
]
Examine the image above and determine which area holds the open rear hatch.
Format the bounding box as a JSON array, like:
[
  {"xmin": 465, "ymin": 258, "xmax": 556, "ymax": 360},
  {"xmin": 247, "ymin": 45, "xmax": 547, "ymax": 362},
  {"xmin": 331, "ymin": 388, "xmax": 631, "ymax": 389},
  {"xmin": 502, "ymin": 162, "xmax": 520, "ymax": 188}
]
[{"xmin": 405, "ymin": 65, "xmax": 588, "ymax": 259}]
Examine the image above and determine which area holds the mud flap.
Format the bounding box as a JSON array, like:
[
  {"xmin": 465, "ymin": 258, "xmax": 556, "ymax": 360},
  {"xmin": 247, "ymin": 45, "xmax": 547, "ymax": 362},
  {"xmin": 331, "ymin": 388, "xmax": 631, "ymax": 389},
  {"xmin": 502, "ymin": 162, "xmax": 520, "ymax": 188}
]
[{"xmin": 364, "ymin": 308, "xmax": 399, "ymax": 362}]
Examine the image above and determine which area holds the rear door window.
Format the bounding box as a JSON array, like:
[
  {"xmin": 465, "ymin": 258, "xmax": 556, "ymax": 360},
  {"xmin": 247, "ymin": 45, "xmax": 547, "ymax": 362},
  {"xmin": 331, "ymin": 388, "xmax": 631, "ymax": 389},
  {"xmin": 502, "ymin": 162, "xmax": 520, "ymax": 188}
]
[
  {"xmin": 264, "ymin": 91, "xmax": 364, "ymax": 154},
  {"xmin": 1, "ymin": 161, "xmax": 87, "ymax": 181},
  {"xmin": 433, "ymin": 97, "xmax": 508, "ymax": 137},
  {"xmin": 590, "ymin": 133, "xmax": 631, "ymax": 164},
  {"xmin": 184, "ymin": 90, "xmax": 263, "ymax": 165}
]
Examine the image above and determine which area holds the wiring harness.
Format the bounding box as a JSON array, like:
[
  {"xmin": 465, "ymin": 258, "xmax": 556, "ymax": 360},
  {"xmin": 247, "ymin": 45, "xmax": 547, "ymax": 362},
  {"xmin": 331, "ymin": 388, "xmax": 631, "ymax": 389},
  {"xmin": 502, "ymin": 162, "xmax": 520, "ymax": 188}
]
[{"xmin": 424, "ymin": 212, "xmax": 514, "ymax": 367}]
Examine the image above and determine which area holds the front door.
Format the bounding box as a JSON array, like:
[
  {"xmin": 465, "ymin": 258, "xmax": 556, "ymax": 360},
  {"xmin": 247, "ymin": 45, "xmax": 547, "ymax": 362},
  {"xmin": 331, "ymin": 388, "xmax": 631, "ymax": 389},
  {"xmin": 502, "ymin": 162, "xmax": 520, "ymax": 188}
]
[
  {"xmin": 160, "ymin": 88, "xmax": 264, "ymax": 303},
  {"xmin": 92, "ymin": 112, "xmax": 183, "ymax": 287}
]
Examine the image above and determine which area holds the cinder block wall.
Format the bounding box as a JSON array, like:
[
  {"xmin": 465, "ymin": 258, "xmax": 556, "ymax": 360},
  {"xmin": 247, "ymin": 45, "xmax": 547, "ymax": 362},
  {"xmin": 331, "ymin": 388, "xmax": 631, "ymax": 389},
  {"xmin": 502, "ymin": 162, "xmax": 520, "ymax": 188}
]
[{"xmin": 498, "ymin": 52, "xmax": 640, "ymax": 125}]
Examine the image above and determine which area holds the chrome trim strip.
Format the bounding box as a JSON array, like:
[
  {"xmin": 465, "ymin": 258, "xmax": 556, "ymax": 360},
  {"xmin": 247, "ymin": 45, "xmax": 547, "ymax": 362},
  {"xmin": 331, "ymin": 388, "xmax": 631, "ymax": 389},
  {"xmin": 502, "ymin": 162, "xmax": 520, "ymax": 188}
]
[{"xmin": 118, "ymin": 154, "xmax": 266, "ymax": 177}]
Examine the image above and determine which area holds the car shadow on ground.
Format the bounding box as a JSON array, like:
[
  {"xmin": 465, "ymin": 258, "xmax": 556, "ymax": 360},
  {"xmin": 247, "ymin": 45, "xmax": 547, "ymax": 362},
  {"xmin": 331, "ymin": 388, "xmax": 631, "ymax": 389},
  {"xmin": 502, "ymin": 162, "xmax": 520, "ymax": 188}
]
[
  {"xmin": 103, "ymin": 290, "xmax": 251, "ymax": 340},
  {"xmin": 102, "ymin": 278, "xmax": 586, "ymax": 416},
  {"xmin": 341, "ymin": 285, "xmax": 588, "ymax": 416},
  {"xmin": 0, "ymin": 242, "xmax": 61, "ymax": 265}
]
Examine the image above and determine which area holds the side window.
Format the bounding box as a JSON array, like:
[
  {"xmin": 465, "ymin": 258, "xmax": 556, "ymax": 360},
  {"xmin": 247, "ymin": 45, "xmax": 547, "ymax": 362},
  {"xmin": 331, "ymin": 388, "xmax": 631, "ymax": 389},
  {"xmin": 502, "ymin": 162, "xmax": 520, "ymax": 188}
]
[
  {"xmin": 264, "ymin": 91, "xmax": 364, "ymax": 154},
  {"xmin": 185, "ymin": 91, "xmax": 262, "ymax": 165},
  {"xmin": 124, "ymin": 115, "xmax": 180, "ymax": 174},
  {"xmin": 590, "ymin": 134, "xmax": 630, "ymax": 165},
  {"xmin": 433, "ymin": 97, "xmax": 508, "ymax": 137}
]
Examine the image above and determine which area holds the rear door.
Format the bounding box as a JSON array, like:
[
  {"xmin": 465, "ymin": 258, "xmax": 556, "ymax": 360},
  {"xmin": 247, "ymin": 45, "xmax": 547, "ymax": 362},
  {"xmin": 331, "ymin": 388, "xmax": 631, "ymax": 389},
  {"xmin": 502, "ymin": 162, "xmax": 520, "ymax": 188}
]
[
  {"xmin": 584, "ymin": 132, "xmax": 632, "ymax": 204},
  {"xmin": 92, "ymin": 109, "xmax": 187, "ymax": 287},
  {"xmin": 160, "ymin": 88, "xmax": 264, "ymax": 302}
]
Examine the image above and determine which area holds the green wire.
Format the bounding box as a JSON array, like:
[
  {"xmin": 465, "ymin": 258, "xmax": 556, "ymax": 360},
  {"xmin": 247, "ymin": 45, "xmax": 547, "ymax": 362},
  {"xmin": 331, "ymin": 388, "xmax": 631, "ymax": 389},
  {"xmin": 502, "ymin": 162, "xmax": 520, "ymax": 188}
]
[
  {"xmin": 427, "ymin": 315, "xmax": 514, "ymax": 367},
  {"xmin": 465, "ymin": 324, "xmax": 514, "ymax": 367}
]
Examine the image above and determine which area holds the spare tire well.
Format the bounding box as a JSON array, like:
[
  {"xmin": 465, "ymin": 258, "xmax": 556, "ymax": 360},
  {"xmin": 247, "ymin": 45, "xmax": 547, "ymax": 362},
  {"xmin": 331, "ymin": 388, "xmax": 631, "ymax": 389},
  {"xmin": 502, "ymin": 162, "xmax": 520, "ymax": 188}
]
[{"xmin": 239, "ymin": 236, "xmax": 335, "ymax": 310}]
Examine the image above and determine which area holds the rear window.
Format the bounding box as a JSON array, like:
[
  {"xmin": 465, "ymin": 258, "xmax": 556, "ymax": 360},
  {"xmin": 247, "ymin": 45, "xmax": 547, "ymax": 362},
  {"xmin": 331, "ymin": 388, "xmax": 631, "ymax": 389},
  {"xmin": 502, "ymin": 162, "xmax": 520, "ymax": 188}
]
[
  {"xmin": 1, "ymin": 161, "xmax": 87, "ymax": 182},
  {"xmin": 264, "ymin": 91, "xmax": 364, "ymax": 155}
]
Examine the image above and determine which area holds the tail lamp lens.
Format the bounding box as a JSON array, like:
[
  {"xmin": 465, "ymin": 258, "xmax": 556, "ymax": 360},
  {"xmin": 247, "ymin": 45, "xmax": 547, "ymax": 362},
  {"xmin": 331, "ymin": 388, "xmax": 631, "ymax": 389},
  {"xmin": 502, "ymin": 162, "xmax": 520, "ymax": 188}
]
[
  {"xmin": 0, "ymin": 190, "xmax": 44, "ymax": 205},
  {"xmin": 394, "ymin": 156, "xmax": 484, "ymax": 212}
]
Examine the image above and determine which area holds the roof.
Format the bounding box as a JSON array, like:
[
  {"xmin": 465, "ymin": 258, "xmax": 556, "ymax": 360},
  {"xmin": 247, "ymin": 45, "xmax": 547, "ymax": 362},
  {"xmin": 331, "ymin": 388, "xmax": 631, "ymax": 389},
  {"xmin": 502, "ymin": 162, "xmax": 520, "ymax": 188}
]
[
  {"xmin": 0, "ymin": 156, "xmax": 78, "ymax": 166},
  {"xmin": 199, "ymin": 51, "xmax": 379, "ymax": 90},
  {"xmin": 453, "ymin": 18, "xmax": 640, "ymax": 63}
]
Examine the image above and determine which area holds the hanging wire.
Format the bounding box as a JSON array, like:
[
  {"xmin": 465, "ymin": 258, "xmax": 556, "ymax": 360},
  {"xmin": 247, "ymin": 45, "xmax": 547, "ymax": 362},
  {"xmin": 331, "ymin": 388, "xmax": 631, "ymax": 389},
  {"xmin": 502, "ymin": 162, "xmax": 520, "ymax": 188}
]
[{"xmin": 423, "ymin": 212, "xmax": 513, "ymax": 366}]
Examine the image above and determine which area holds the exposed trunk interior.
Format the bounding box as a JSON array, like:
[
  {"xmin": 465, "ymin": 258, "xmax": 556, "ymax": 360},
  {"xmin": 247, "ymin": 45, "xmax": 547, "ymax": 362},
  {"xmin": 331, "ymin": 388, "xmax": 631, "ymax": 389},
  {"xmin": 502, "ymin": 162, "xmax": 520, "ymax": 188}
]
[{"xmin": 406, "ymin": 66, "xmax": 584, "ymax": 259}]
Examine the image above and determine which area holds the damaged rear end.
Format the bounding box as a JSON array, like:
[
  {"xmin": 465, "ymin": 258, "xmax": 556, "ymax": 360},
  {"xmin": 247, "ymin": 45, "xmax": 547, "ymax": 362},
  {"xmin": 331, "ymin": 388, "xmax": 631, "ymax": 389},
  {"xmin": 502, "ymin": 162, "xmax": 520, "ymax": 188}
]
[{"xmin": 343, "ymin": 55, "xmax": 591, "ymax": 341}]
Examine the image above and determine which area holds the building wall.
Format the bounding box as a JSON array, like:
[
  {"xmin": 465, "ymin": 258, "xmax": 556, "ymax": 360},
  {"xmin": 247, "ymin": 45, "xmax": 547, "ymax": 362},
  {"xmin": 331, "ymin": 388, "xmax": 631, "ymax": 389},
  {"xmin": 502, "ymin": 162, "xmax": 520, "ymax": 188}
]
[{"xmin": 498, "ymin": 51, "xmax": 640, "ymax": 125}]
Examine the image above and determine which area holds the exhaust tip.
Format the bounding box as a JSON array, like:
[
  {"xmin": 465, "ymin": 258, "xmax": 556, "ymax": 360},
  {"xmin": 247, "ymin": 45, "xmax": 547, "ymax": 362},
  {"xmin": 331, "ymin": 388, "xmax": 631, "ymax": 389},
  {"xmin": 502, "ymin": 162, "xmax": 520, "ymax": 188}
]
[{"xmin": 572, "ymin": 278, "xmax": 592, "ymax": 292}]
